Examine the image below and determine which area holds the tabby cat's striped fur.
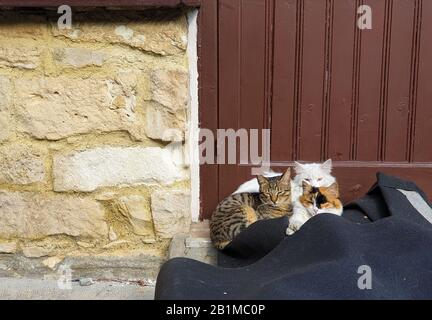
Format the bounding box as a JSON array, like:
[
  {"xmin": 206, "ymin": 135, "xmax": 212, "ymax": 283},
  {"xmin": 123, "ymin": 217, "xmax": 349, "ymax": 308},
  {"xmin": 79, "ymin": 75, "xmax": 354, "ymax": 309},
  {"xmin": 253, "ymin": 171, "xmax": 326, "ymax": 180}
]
[{"xmin": 210, "ymin": 168, "xmax": 293, "ymax": 250}]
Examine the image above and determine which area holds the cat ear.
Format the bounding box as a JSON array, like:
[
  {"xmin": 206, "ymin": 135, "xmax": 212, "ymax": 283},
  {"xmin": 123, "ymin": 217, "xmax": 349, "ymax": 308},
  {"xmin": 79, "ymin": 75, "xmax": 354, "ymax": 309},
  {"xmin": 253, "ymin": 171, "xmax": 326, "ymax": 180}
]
[
  {"xmin": 321, "ymin": 159, "xmax": 333, "ymax": 174},
  {"xmin": 294, "ymin": 161, "xmax": 305, "ymax": 174},
  {"xmin": 256, "ymin": 175, "xmax": 268, "ymax": 187},
  {"xmin": 325, "ymin": 182, "xmax": 340, "ymax": 198},
  {"xmin": 279, "ymin": 168, "xmax": 291, "ymax": 184},
  {"xmin": 302, "ymin": 180, "xmax": 312, "ymax": 193}
]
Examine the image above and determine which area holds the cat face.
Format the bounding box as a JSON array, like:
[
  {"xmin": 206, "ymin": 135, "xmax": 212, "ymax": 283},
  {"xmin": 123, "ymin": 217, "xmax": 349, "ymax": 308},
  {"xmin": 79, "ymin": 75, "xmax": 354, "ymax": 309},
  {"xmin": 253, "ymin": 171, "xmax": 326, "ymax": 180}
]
[
  {"xmin": 257, "ymin": 168, "xmax": 291, "ymax": 206},
  {"xmin": 294, "ymin": 159, "xmax": 335, "ymax": 187},
  {"xmin": 300, "ymin": 181, "xmax": 342, "ymax": 216}
]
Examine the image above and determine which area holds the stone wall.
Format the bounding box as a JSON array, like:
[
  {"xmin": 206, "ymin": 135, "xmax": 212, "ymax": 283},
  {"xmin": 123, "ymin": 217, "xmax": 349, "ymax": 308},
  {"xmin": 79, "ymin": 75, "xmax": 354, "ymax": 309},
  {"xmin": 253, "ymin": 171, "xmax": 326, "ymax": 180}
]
[{"xmin": 0, "ymin": 8, "xmax": 192, "ymax": 280}]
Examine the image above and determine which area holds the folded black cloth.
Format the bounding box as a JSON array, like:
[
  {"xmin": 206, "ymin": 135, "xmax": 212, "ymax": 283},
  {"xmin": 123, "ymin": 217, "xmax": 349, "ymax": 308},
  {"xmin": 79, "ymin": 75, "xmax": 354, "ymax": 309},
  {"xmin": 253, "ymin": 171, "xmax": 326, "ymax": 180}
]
[{"xmin": 155, "ymin": 173, "xmax": 432, "ymax": 299}]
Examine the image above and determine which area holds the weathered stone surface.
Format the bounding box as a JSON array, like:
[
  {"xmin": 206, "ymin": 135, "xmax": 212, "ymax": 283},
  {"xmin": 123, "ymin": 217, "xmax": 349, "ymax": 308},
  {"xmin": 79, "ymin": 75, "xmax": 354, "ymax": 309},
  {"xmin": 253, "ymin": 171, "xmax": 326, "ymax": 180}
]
[
  {"xmin": 0, "ymin": 251, "xmax": 163, "ymax": 280},
  {"xmin": 53, "ymin": 147, "xmax": 189, "ymax": 192},
  {"xmin": 168, "ymin": 233, "xmax": 187, "ymax": 258},
  {"xmin": 0, "ymin": 241, "xmax": 17, "ymax": 254},
  {"xmin": 77, "ymin": 241, "xmax": 95, "ymax": 249},
  {"xmin": 151, "ymin": 190, "xmax": 191, "ymax": 238},
  {"xmin": 103, "ymin": 240, "xmax": 132, "ymax": 249},
  {"xmin": 0, "ymin": 76, "xmax": 12, "ymax": 142},
  {"xmin": 145, "ymin": 68, "xmax": 188, "ymax": 141},
  {"xmin": 42, "ymin": 256, "xmax": 63, "ymax": 270},
  {"xmin": 0, "ymin": 12, "xmax": 46, "ymax": 40},
  {"xmin": 61, "ymin": 250, "xmax": 164, "ymax": 280},
  {"xmin": 0, "ymin": 277, "xmax": 156, "ymax": 300},
  {"xmin": 145, "ymin": 104, "xmax": 186, "ymax": 141},
  {"xmin": 150, "ymin": 69, "xmax": 189, "ymax": 112},
  {"xmin": 0, "ymin": 10, "xmax": 191, "ymax": 278},
  {"xmin": 22, "ymin": 245, "xmax": 51, "ymax": 258},
  {"xmin": 0, "ymin": 46, "xmax": 41, "ymax": 69},
  {"xmin": 14, "ymin": 76, "xmax": 146, "ymax": 140},
  {"xmin": 0, "ymin": 192, "xmax": 108, "ymax": 239},
  {"xmin": 13, "ymin": 70, "xmax": 189, "ymax": 143},
  {"xmin": 0, "ymin": 145, "xmax": 46, "ymax": 185},
  {"xmin": 54, "ymin": 47, "xmax": 105, "ymax": 68},
  {"xmin": 52, "ymin": 14, "xmax": 187, "ymax": 56},
  {"xmin": 115, "ymin": 195, "xmax": 154, "ymax": 236},
  {"xmin": 79, "ymin": 278, "xmax": 95, "ymax": 286},
  {"xmin": 108, "ymin": 227, "xmax": 118, "ymax": 241}
]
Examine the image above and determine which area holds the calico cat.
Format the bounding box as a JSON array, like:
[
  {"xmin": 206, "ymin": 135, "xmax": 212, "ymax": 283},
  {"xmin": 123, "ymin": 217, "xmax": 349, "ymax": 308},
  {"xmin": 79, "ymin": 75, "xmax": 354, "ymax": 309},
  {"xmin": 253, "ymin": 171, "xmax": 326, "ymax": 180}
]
[
  {"xmin": 286, "ymin": 181, "xmax": 343, "ymax": 235},
  {"xmin": 210, "ymin": 168, "xmax": 293, "ymax": 250}
]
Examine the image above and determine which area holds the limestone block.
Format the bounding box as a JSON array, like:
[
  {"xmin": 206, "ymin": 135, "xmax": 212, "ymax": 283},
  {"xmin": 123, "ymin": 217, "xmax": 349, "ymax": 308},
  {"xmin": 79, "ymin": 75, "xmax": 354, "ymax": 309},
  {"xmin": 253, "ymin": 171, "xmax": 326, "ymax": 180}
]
[
  {"xmin": 151, "ymin": 189, "xmax": 191, "ymax": 238},
  {"xmin": 53, "ymin": 147, "xmax": 189, "ymax": 192},
  {"xmin": 0, "ymin": 192, "xmax": 108, "ymax": 239}
]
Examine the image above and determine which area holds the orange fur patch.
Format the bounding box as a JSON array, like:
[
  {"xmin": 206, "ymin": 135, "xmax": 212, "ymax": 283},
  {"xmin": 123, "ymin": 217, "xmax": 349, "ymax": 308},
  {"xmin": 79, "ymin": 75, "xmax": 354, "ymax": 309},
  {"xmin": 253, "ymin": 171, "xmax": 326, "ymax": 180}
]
[
  {"xmin": 299, "ymin": 195, "xmax": 313, "ymax": 208},
  {"xmin": 300, "ymin": 183, "xmax": 342, "ymax": 209},
  {"xmin": 318, "ymin": 185, "xmax": 342, "ymax": 209},
  {"xmin": 243, "ymin": 205, "xmax": 258, "ymax": 225}
]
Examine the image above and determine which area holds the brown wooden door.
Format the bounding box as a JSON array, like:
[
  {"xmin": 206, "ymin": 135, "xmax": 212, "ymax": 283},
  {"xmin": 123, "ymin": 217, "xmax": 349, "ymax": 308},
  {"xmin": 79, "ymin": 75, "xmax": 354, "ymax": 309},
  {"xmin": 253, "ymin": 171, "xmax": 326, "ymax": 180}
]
[{"xmin": 199, "ymin": 0, "xmax": 432, "ymax": 220}]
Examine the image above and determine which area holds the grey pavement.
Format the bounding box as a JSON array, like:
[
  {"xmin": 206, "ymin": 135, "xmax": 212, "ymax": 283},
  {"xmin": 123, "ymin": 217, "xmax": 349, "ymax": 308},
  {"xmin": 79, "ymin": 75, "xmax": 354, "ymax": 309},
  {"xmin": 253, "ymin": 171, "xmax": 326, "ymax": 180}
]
[{"xmin": 0, "ymin": 277, "xmax": 155, "ymax": 300}]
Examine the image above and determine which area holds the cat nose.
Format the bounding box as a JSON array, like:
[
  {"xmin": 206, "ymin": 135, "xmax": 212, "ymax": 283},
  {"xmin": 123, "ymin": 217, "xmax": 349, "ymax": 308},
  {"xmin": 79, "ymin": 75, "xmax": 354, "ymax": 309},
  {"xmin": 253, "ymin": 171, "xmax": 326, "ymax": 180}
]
[{"xmin": 271, "ymin": 195, "xmax": 278, "ymax": 203}]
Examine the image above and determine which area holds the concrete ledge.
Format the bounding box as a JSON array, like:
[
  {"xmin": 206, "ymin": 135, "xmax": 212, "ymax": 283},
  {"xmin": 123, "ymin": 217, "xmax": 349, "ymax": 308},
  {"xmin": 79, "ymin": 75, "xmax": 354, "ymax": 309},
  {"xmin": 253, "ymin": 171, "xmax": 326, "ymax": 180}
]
[
  {"xmin": 168, "ymin": 221, "xmax": 217, "ymax": 265},
  {"xmin": 0, "ymin": 253, "xmax": 163, "ymax": 281},
  {"xmin": 0, "ymin": 277, "xmax": 155, "ymax": 300}
]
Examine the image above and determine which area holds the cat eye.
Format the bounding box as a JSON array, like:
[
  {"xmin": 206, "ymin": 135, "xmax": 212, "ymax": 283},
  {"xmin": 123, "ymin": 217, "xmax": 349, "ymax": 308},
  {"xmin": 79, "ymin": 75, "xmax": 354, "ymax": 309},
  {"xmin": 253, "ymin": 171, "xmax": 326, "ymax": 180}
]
[
  {"xmin": 318, "ymin": 178, "xmax": 323, "ymax": 181},
  {"xmin": 305, "ymin": 178, "xmax": 311, "ymax": 182}
]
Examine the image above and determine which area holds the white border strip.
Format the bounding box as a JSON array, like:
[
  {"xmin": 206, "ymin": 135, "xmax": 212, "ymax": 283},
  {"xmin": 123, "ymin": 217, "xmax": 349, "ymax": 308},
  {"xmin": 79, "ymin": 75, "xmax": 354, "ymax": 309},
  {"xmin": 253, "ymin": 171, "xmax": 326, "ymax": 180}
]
[
  {"xmin": 397, "ymin": 189, "xmax": 432, "ymax": 225},
  {"xmin": 187, "ymin": 9, "xmax": 200, "ymax": 222}
]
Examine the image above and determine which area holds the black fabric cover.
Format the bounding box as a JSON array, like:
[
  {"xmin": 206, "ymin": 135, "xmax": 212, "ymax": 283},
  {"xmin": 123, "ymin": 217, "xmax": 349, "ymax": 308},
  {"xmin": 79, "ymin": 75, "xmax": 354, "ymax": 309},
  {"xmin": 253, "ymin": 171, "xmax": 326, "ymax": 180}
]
[{"xmin": 155, "ymin": 173, "xmax": 432, "ymax": 299}]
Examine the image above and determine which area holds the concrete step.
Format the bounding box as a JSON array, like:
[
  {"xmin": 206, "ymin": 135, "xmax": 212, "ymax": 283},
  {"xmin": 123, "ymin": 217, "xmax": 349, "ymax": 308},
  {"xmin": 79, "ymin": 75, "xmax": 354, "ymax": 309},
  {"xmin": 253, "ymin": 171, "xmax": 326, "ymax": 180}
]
[
  {"xmin": 168, "ymin": 220, "xmax": 217, "ymax": 265},
  {"xmin": 0, "ymin": 277, "xmax": 155, "ymax": 300}
]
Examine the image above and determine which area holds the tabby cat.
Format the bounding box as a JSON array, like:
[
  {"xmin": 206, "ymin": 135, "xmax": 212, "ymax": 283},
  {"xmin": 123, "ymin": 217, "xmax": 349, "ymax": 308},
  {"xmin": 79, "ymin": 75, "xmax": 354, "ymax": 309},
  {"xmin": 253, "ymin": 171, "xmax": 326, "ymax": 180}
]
[
  {"xmin": 286, "ymin": 181, "xmax": 343, "ymax": 235},
  {"xmin": 210, "ymin": 168, "xmax": 292, "ymax": 250}
]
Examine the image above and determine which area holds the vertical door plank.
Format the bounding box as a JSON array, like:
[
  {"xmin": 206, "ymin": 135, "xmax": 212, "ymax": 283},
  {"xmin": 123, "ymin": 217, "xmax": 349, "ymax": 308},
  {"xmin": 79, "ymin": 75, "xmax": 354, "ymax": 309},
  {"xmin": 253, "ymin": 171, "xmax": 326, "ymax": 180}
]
[
  {"xmin": 384, "ymin": 0, "xmax": 415, "ymax": 161},
  {"xmin": 198, "ymin": 0, "xmax": 219, "ymax": 220},
  {"xmin": 218, "ymin": 0, "xmax": 241, "ymax": 131},
  {"xmin": 327, "ymin": 0, "xmax": 357, "ymax": 161},
  {"xmin": 356, "ymin": 0, "xmax": 386, "ymax": 161},
  {"xmin": 218, "ymin": 0, "xmax": 268, "ymax": 199},
  {"xmin": 413, "ymin": 0, "xmax": 432, "ymax": 162},
  {"xmin": 240, "ymin": 0, "xmax": 267, "ymax": 130},
  {"xmin": 218, "ymin": 0, "xmax": 242, "ymax": 200},
  {"xmin": 271, "ymin": 0, "xmax": 297, "ymax": 162},
  {"xmin": 298, "ymin": 0, "xmax": 327, "ymax": 161}
]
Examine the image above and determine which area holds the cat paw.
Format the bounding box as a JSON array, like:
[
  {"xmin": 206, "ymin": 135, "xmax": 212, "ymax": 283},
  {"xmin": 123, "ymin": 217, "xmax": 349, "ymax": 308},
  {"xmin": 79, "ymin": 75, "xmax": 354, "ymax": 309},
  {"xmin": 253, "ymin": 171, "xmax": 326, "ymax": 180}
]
[
  {"xmin": 286, "ymin": 222, "xmax": 302, "ymax": 235},
  {"xmin": 286, "ymin": 227, "xmax": 295, "ymax": 236}
]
